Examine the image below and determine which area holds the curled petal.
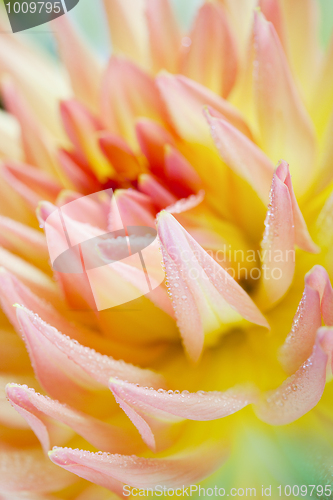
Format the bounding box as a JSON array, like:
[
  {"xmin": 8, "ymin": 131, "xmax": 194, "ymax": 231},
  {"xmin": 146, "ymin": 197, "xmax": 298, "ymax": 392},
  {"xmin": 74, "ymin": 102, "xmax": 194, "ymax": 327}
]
[
  {"xmin": 138, "ymin": 174, "xmax": 177, "ymax": 210},
  {"xmin": 39, "ymin": 199, "xmax": 168, "ymax": 315},
  {"xmin": 49, "ymin": 443, "xmax": 229, "ymax": 491},
  {"xmin": 221, "ymin": 0, "xmax": 257, "ymax": 57},
  {"xmin": 0, "ymin": 269, "xmax": 61, "ymax": 335},
  {"xmin": 279, "ymin": 283, "xmax": 321, "ymax": 375},
  {"xmin": 254, "ymin": 12, "xmax": 316, "ymax": 196},
  {"xmin": 110, "ymin": 379, "xmax": 256, "ymax": 421},
  {"xmin": 0, "ymin": 447, "xmax": 76, "ymax": 493},
  {"xmin": 0, "ymin": 328, "xmax": 31, "ymax": 373},
  {"xmin": 255, "ymin": 333, "xmax": 328, "ymax": 425},
  {"xmin": 156, "ymin": 74, "xmax": 252, "ymax": 145},
  {"xmin": 166, "ymin": 191, "xmax": 205, "ymax": 216},
  {"xmin": 205, "ymin": 108, "xmax": 274, "ymax": 204},
  {"xmin": 110, "ymin": 378, "xmax": 257, "ymax": 450},
  {"xmin": 181, "ymin": 3, "xmax": 238, "ymax": 98},
  {"xmin": 259, "ymin": 161, "xmax": 316, "ymax": 306},
  {"xmin": 15, "ymin": 306, "xmax": 165, "ymax": 401},
  {"xmin": 0, "ymin": 248, "xmax": 59, "ymax": 304},
  {"xmin": 6, "ymin": 384, "xmax": 143, "ymax": 455},
  {"xmin": 16, "ymin": 306, "xmax": 104, "ymax": 409},
  {"xmin": 157, "ymin": 212, "xmax": 268, "ymax": 361},
  {"xmin": 146, "ymin": 0, "xmax": 181, "ymax": 73}
]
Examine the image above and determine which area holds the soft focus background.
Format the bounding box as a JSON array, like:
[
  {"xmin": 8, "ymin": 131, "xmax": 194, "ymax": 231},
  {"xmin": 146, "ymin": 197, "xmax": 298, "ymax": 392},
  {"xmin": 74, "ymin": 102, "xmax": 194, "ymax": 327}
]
[{"xmin": 4, "ymin": 0, "xmax": 333, "ymax": 57}]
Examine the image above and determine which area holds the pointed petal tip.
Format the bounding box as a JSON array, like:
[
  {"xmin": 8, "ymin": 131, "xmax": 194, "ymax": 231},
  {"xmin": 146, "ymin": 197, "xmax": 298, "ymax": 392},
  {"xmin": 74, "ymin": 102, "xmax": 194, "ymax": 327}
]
[{"xmin": 275, "ymin": 160, "xmax": 320, "ymax": 254}]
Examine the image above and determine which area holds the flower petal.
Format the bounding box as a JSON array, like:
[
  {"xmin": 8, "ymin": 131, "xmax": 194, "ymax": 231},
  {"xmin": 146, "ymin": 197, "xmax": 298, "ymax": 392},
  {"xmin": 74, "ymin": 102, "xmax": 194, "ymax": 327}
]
[
  {"xmin": 15, "ymin": 306, "xmax": 165, "ymax": 400},
  {"xmin": 110, "ymin": 378, "xmax": 257, "ymax": 450},
  {"xmin": 15, "ymin": 306, "xmax": 104, "ymax": 409},
  {"xmin": 108, "ymin": 189, "xmax": 156, "ymax": 231},
  {"xmin": 279, "ymin": 0, "xmax": 321, "ymax": 101},
  {"xmin": 305, "ymin": 266, "xmax": 333, "ymax": 326},
  {"xmin": 146, "ymin": 0, "xmax": 181, "ymax": 73},
  {"xmin": 1, "ymin": 161, "xmax": 61, "ymax": 210},
  {"xmin": 99, "ymin": 132, "xmax": 141, "ymax": 180},
  {"xmin": 0, "ymin": 248, "xmax": 59, "ymax": 304},
  {"xmin": 221, "ymin": 0, "xmax": 257, "ymax": 58},
  {"xmin": 279, "ymin": 270, "xmax": 324, "ymax": 374},
  {"xmin": 60, "ymin": 100, "xmax": 113, "ymax": 181},
  {"xmin": 275, "ymin": 160, "xmax": 319, "ymax": 253},
  {"xmin": 0, "ymin": 374, "xmax": 33, "ymax": 429},
  {"xmin": 6, "ymin": 384, "xmax": 143, "ymax": 455},
  {"xmin": 0, "ymin": 24, "xmax": 69, "ymax": 140},
  {"xmin": 259, "ymin": 0, "xmax": 287, "ymax": 50},
  {"xmin": 0, "ymin": 328, "xmax": 31, "ymax": 373},
  {"xmin": 166, "ymin": 191, "xmax": 205, "ymax": 216},
  {"xmin": 0, "ymin": 216, "xmax": 48, "ymax": 265},
  {"xmin": 181, "ymin": 3, "xmax": 238, "ymax": 98},
  {"xmin": 103, "ymin": 0, "xmax": 149, "ymax": 67},
  {"xmin": 135, "ymin": 118, "xmax": 175, "ymax": 176},
  {"xmin": 156, "ymin": 74, "xmax": 252, "ymax": 145},
  {"xmin": 253, "ymin": 11, "xmax": 316, "ymax": 196},
  {"xmin": 101, "ymin": 57, "xmax": 167, "ymax": 148},
  {"xmin": 52, "ymin": 16, "xmax": 102, "ymax": 112},
  {"xmin": 0, "ymin": 269, "xmax": 59, "ymax": 335},
  {"xmin": 258, "ymin": 161, "xmax": 316, "ymax": 306},
  {"xmin": 138, "ymin": 174, "xmax": 177, "ymax": 210},
  {"xmin": 0, "ymin": 269, "xmax": 166, "ymax": 366},
  {"xmin": 164, "ymin": 146, "xmax": 202, "ymax": 197},
  {"xmin": 311, "ymin": 34, "xmax": 333, "ymax": 135},
  {"xmin": 255, "ymin": 333, "xmax": 327, "ymax": 425},
  {"xmin": 49, "ymin": 443, "xmax": 228, "ymax": 490},
  {"xmin": 157, "ymin": 211, "xmax": 268, "ymax": 361},
  {"xmin": 205, "ymin": 108, "xmax": 274, "ymax": 204},
  {"xmin": 0, "ymin": 109, "xmax": 22, "ymax": 161},
  {"xmin": 1, "ymin": 80, "xmax": 60, "ymax": 177},
  {"xmin": 57, "ymin": 149, "xmax": 100, "ymax": 195}
]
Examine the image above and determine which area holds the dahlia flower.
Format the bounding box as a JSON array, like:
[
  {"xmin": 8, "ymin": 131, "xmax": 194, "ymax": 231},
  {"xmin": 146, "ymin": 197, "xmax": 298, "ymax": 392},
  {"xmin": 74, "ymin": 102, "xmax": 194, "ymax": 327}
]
[{"xmin": 1, "ymin": 0, "xmax": 333, "ymax": 498}]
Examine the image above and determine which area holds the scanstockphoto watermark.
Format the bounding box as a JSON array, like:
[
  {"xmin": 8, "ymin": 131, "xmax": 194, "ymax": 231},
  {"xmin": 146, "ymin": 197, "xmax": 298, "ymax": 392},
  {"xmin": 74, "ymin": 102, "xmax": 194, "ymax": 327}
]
[
  {"xmin": 123, "ymin": 484, "xmax": 333, "ymax": 498},
  {"xmin": 123, "ymin": 485, "xmax": 258, "ymax": 497},
  {"xmin": 4, "ymin": 0, "xmax": 81, "ymax": 33}
]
